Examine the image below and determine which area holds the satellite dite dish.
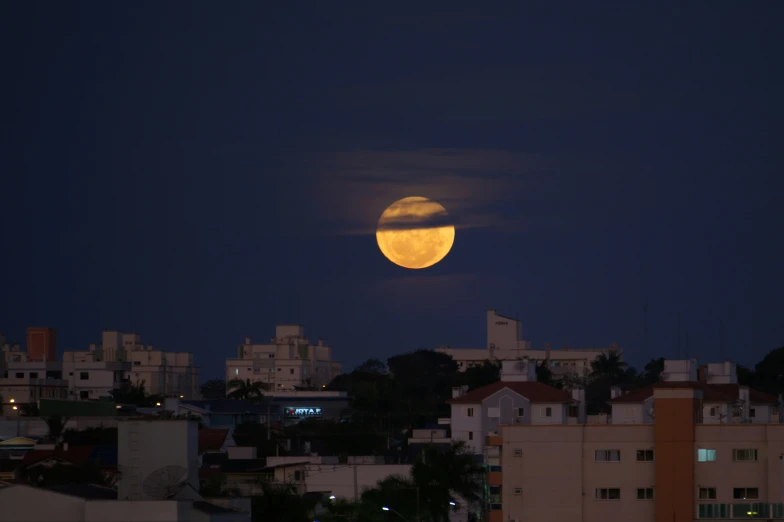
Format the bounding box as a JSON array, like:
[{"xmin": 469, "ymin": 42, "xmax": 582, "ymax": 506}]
[{"xmin": 142, "ymin": 465, "xmax": 189, "ymax": 499}]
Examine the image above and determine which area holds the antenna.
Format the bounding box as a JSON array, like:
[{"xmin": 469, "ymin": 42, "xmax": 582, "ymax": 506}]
[
  {"xmin": 677, "ymin": 313, "xmax": 682, "ymax": 358},
  {"xmin": 141, "ymin": 465, "xmax": 189, "ymax": 500}
]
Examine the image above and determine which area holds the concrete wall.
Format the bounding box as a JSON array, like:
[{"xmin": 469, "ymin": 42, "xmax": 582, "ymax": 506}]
[
  {"xmin": 501, "ymin": 425, "xmax": 656, "ymax": 522},
  {"xmin": 84, "ymin": 500, "xmax": 188, "ymax": 521},
  {"xmin": 303, "ymin": 464, "xmax": 412, "ymax": 499},
  {"xmin": 0, "ymin": 485, "xmax": 85, "ymax": 522},
  {"xmin": 118, "ymin": 420, "xmax": 199, "ymax": 501},
  {"xmin": 450, "ymin": 403, "xmax": 484, "ymax": 453}
]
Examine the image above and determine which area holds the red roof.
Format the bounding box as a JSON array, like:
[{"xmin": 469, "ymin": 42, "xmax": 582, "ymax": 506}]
[
  {"xmin": 447, "ymin": 381, "xmax": 574, "ymax": 404},
  {"xmin": 199, "ymin": 429, "xmax": 229, "ymax": 454},
  {"xmin": 20, "ymin": 446, "xmax": 95, "ymax": 468},
  {"xmin": 612, "ymin": 382, "xmax": 777, "ymax": 404}
]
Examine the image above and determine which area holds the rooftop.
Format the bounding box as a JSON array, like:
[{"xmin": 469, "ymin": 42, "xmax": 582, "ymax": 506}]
[
  {"xmin": 447, "ymin": 381, "xmax": 575, "ymax": 405},
  {"xmin": 612, "ymin": 382, "xmax": 778, "ymax": 404}
]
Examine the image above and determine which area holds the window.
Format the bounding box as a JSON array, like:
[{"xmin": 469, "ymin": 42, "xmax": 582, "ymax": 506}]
[
  {"xmin": 277, "ymin": 368, "xmax": 281, "ymax": 372},
  {"xmin": 733, "ymin": 488, "xmax": 759, "ymax": 500},
  {"xmin": 595, "ymin": 450, "xmax": 621, "ymax": 462},
  {"xmin": 29, "ymin": 372, "xmax": 38, "ymax": 379},
  {"xmin": 567, "ymin": 405, "xmax": 578, "ymax": 417},
  {"xmin": 636, "ymin": 488, "xmax": 654, "ymax": 500},
  {"xmin": 235, "ymin": 369, "xmax": 239, "ymax": 375},
  {"xmin": 468, "ymin": 432, "xmax": 474, "ymax": 441},
  {"xmin": 595, "ymin": 488, "xmax": 621, "ymax": 500},
  {"xmin": 709, "ymin": 407, "xmax": 716, "ymax": 416},
  {"xmin": 293, "ymin": 471, "xmax": 303, "ymax": 481},
  {"xmin": 517, "ymin": 407, "xmax": 525, "ymax": 417},
  {"xmin": 698, "ymin": 448, "xmax": 717, "ymax": 462},
  {"xmin": 15, "ymin": 372, "xmax": 23, "ymax": 378},
  {"xmin": 80, "ymin": 372, "xmax": 89, "ymax": 380},
  {"xmin": 134, "ymin": 361, "xmax": 141, "ymax": 365},
  {"xmin": 750, "ymin": 408, "xmax": 756, "ymax": 418},
  {"xmin": 544, "ymin": 407, "xmax": 552, "ymax": 417},
  {"xmin": 513, "ymin": 488, "xmax": 522, "ymax": 496},
  {"xmin": 733, "ymin": 449, "xmax": 758, "ymax": 462},
  {"xmin": 513, "ymin": 449, "xmax": 523, "ymax": 457},
  {"xmin": 79, "ymin": 391, "xmax": 89, "ymax": 399},
  {"xmin": 466, "ymin": 408, "xmax": 474, "ymax": 417},
  {"xmin": 699, "ymin": 488, "xmax": 717, "ymax": 500},
  {"xmin": 636, "ymin": 450, "xmax": 655, "ymax": 462},
  {"xmin": 289, "ymin": 369, "xmax": 294, "ymax": 374},
  {"xmin": 269, "ymin": 354, "xmax": 274, "ymax": 358}
]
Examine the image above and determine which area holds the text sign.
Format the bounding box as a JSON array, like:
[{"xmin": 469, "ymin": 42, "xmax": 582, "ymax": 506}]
[{"xmin": 285, "ymin": 407, "xmax": 323, "ymax": 418}]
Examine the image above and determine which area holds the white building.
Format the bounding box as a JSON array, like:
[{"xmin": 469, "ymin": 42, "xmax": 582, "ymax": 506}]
[
  {"xmin": 0, "ymin": 359, "xmax": 130, "ymax": 404},
  {"xmin": 609, "ymin": 358, "xmax": 779, "ymax": 425},
  {"xmin": 446, "ymin": 360, "xmax": 584, "ymax": 454},
  {"xmin": 65, "ymin": 331, "xmax": 200, "ymax": 399},
  {"xmin": 226, "ymin": 325, "xmax": 342, "ymax": 392},
  {"xmin": 436, "ymin": 310, "xmax": 619, "ymax": 377}
]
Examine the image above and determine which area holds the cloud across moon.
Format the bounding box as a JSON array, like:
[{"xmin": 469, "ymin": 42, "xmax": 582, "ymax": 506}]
[{"xmin": 376, "ymin": 197, "xmax": 455, "ymax": 269}]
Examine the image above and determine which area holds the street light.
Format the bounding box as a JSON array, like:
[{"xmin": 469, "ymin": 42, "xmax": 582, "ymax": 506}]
[
  {"xmin": 381, "ymin": 506, "xmax": 411, "ymax": 522},
  {"xmin": 329, "ymin": 495, "xmax": 336, "ymax": 500},
  {"xmin": 449, "ymin": 501, "xmax": 456, "ymax": 506},
  {"xmin": 9, "ymin": 399, "xmax": 14, "ymax": 403}
]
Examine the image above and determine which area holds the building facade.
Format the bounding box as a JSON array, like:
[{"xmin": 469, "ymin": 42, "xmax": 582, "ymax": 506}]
[
  {"xmin": 65, "ymin": 331, "xmax": 200, "ymax": 399},
  {"xmin": 436, "ymin": 310, "xmax": 618, "ymax": 377},
  {"xmin": 225, "ymin": 325, "xmax": 342, "ymax": 392},
  {"xmin": 487, "ymin": 359, "xmax": 784, "ymax": 522}
]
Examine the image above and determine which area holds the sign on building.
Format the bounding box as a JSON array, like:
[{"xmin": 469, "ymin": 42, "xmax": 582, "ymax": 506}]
[{"xmin": 284, "ymin": 406, "xmax": 323, "ymax": 419}]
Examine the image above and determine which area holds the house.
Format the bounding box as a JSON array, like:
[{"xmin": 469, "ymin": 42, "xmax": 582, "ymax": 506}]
[
  {"xmin": 610, "ymin": 359, "xmax": 779, "ymax": 424},
  {"xmin": 445, "ymin": 359, "xmax": 583, "ymax": 454}
]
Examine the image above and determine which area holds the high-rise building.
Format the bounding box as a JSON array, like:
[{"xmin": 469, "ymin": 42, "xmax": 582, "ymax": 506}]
[
  {"xmin": 226, "ymin": 324, "xmax": 342, "ymax": 392},
  {"xmin": 25, "ymin": 327, "xmax": 57, "ymax": 362}
]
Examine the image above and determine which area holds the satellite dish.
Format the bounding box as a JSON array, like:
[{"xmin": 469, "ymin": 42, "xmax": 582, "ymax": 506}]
[{"xmin": 142, "ymin": 465, "xmax": 189, "ymax": 499}]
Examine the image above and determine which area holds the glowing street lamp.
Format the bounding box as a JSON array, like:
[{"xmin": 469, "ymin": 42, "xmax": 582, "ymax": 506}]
[
  {"xmin": 9, "ymin": 399, "xmax": 14, "ymax": 403},
  {"xmin": 381, "ymin": 506, "xmax": 410, "ymax": 522},
  {"xmin": 329, "ymin": 495, "xmax": 336, "ymax": 500}
]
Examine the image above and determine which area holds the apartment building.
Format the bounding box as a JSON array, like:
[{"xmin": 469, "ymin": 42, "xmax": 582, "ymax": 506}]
[
  {"xmin": 65, "ymin": 331, "xmax": 200, "ymax": 399},
  {"xmin": 487, "ymin": 359, "xmax": 784, "ymax": 522},
  {"xmin": 445, "ymin": 359, "xmax": 584, "ymax": 454},
  {"xmin": 226, "ymin": 325, "xmax": 342, "ymax": 391},
  {"xmin": 436, "ymin": 310, "xmax": 617, "ymax": 377}
]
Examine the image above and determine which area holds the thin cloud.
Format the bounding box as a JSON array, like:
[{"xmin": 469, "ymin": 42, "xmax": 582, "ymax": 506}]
[{"xmin": 315, "ymin": 148, "xmax": 551, "ymax": 236}]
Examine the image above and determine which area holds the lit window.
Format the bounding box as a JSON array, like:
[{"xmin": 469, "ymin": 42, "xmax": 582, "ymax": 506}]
[
  {"xmin": 733, "ymin": 487, "xmax": 759, "ymax": 500},
  {"xmin": 595, "ymin": 488, "xmax": 620, "ymax": 500},
  {"xmin": 636, "ymin": 488, "xmax": 654, "ymax": 500},
  {"xmin": 732, "ymin": 449, "xmax": 758, "ymax": 462},
  {"xmin": 636, "ymin": 450, "xmax": 654, "ymax": 462},
  {"xmin": 699, "ymin": 488, "xmax": 716, "ymax": 500},
  {"xmin": 595, "ymin": 450, "xmax": 621, "ymax": 462},
  {"xmin": 698, "ymin": 449, "xmax": 717, "ymax": 462},
  {"xmin": 235, "ymin": 369, "xmax": 239, "ymax": 375}
]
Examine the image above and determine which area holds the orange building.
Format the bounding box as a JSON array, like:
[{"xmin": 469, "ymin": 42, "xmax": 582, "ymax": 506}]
[{"xmin": 26, "ymin": 327, "xmax": 57, "ymax": 362}]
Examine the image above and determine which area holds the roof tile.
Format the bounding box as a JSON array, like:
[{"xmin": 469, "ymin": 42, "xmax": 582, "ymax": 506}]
[{"xmin": 447, "ymin": 381, "xmax": 574, "ymax": 404}]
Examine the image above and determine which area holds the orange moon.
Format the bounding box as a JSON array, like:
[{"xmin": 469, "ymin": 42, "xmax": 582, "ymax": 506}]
[{"xmin": 376, "ymin": 197, "xmax": 455, "ymax": 269}]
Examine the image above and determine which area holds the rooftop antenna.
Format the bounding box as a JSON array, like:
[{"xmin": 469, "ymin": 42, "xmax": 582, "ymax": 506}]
[
  {"xmin": 643, "ymin": 304, "xmax": 649, "ymax": 356},
  {"xmin": 677, "ymin": 313, "xmax": 682, "ymax": 358}
]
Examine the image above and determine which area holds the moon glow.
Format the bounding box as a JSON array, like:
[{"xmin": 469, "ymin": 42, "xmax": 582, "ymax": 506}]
[{"xmin": 376, "ymin": 197, "xmax": 455, "ymax": 269}]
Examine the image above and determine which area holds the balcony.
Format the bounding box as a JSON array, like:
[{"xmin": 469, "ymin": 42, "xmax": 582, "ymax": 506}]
[
  {"xmin": 698, "ymin": 503, "xmax": 784, "ymax": 519},
  {"xmin": 487, "ymin": 471, "xmax": 502, "ymax": 486}
]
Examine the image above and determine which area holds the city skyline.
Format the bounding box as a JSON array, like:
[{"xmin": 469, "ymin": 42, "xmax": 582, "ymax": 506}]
[{"xmin": 2, "ymin": 4, "xmax": 783, "ymax": 381}]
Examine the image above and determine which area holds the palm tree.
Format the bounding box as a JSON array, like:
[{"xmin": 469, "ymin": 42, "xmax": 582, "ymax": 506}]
[
  {"xmin": 44, "ymin": 415, "xmax": 69, "ymax": 443},
  {"xmin": 411, "ymin": 441, "xmax": 484, "ymax": 522},
  {"xmin": 227, "ymin": 379, "xmax": 266, "ymax": 403},
  {"xmin": 590, "ymin": 350, "xmax": 627, "ymax": 381}
]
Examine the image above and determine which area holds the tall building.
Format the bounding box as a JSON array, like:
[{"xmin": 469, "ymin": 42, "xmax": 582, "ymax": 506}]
[
  {"xmin": 226, "ymin": 324, "xmax": 342, "ymax": 392},
  {"xmin": 64, "ymin": 331, "xmax": 200, "ymax": 399},
  {"xmin": 436, "ymin": 310, "xmax": 619, "ymax": 377},
  {"xmin": 25, "ymin": 328, "xmax": 57, "ymax": 362},
  {"xmin": 486, "ymin": 359, "xmax": 784, "ymax": 522}
]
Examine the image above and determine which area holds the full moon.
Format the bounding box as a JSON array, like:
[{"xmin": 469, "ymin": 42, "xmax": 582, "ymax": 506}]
[{"xmin": 376, "ymin": 196, "xmax": 455, "ymax": 269}]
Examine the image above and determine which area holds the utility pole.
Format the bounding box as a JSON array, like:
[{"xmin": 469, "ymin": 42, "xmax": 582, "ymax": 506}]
[
  {"xmin": 416, "ymin": 486, "xmax": 420, "ymax": 522},
  {"xmin": 353, "ymin": 463, "xmax": 358, "ymax": 501}
]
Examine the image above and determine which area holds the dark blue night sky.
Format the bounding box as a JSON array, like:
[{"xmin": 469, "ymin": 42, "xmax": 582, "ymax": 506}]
[{"xmin": 2, "ymin": 3, "xmax": 783, "ymax": 380}]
